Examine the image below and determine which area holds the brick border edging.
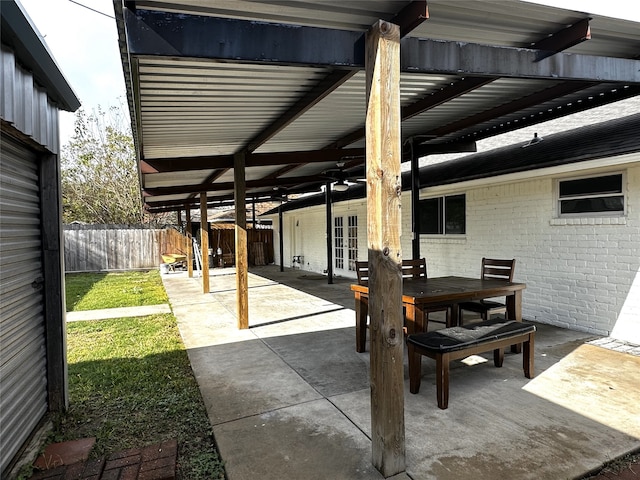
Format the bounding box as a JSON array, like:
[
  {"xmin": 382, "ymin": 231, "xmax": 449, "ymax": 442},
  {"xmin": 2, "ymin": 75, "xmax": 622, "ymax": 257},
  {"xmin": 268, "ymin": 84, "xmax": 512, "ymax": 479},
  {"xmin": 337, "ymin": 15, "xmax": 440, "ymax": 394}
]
[{"xmin": 29, "ymin": 439, "xmax": 177, "ymax": 480}]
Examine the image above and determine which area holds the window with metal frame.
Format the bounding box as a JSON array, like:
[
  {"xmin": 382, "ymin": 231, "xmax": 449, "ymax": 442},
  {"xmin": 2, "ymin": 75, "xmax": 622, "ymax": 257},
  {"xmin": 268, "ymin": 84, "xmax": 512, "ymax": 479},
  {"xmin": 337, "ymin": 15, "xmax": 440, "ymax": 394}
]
[
  {"xmin": 347, "ymin": 215, "xmax": 358, "ymax": 271},
  {"xmin": 334, "ymin": 217, "xmax": 344, "ymax": 269},
  {"xmin": 557, "ymin": 173, "xmax": 624, "ymax": 216},
  {"xmin": 418, "ymin": 194, "xmax": 466, "ymax": 234}
]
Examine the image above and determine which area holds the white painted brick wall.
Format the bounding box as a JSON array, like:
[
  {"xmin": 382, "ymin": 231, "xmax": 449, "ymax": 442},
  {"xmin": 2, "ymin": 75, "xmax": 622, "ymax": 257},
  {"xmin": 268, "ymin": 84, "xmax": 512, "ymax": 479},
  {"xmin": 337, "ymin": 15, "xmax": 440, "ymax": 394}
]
[
  {"xmin": 264, "ymin": 162, "xmax": 640, "ymax": 342},
  {"xmin": 413, "ymin": 165, "xmax": 640, "ymax": 338}
]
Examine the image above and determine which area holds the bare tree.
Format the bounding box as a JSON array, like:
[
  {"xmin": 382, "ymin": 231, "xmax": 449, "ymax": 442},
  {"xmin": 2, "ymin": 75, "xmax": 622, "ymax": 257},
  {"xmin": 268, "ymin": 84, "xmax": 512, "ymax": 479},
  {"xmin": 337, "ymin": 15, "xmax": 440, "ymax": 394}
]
[{"xmin": 61, "ymin": 104, "xmax": 159, "ymax": 224}]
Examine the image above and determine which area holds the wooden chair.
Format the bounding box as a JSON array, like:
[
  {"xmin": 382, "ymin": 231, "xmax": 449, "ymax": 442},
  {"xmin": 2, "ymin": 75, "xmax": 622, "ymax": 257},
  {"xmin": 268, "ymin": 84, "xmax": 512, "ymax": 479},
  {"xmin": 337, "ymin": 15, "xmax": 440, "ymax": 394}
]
[
  {"xmin": 355, "ymin": 259, "xmax": 451, "ymax": 338},
  {"xmin": 402, "ymin": 258, "xmax": 451, "ymax": 327},
  {"xmin": 458, "ymin": 258, "xmax": 516, "ymax": 323},
  {"xmin": 355, "ymin": 261, "xmax": 370, "ymax": 286}
]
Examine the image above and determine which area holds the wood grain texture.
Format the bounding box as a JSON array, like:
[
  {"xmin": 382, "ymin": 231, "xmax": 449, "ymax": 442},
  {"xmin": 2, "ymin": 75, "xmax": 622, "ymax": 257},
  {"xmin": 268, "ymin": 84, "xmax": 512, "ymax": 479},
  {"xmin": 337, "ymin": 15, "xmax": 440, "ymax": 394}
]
[
  {"xmin": 200, "ymin": 193, "xmax": 210, "ymax": 292},
  {"xmin": 234, "ymin": 153, "xmax": 249, "ymax": 329},
  {"xmin": 186, "ymin": 205, "xmax": 193, "ymax": 277},
  {"xmin": 365, "ymin": 19, "xmax": 405, "ymax": 477}
]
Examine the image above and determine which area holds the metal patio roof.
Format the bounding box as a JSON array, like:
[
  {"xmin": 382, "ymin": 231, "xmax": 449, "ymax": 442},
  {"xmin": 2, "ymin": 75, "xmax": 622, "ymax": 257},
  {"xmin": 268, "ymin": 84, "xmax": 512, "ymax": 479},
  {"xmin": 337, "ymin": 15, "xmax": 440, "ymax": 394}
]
[{"xmin": 114, "ymin": 1, "xmax": 640, "ymax": 214}]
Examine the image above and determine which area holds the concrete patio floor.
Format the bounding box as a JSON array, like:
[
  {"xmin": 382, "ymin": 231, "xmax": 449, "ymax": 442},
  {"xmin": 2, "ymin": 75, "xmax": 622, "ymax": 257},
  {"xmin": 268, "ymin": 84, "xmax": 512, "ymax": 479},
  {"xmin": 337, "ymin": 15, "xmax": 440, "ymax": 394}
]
[{"xmin": 160, "ymin": 265, "xmax": 640, "ymax": 480}]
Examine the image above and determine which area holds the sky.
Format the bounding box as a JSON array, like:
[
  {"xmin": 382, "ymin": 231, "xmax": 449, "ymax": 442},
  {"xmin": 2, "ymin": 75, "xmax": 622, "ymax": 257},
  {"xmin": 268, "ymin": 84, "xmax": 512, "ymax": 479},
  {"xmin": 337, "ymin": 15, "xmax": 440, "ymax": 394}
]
[{"xmin": 15, "ymin": 0, "xmax": 640, "ymax": 148}]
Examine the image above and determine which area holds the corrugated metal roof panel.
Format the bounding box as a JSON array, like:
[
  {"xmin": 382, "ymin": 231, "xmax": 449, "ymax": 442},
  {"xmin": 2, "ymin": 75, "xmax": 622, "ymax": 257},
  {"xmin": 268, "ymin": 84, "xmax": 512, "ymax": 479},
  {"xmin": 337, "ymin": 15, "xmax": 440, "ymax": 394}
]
[
  {"xmin": 143, "ymin": 170, "xmax": 215, "ymax": 188},
  {"xmin": 139, "ymin": 59, "xmax": 331, "ymax": 159},
  {"xmin": 116, "ymin": 0, "xmax": 640, "ymax": 212}
]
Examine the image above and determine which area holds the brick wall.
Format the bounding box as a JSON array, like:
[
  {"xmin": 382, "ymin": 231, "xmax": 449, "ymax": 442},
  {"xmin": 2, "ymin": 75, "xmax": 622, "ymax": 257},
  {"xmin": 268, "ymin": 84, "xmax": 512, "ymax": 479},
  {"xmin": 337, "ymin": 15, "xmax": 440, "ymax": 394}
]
[
  {"xmin": 409, "ymin": 164, "xmax": 640, "ymax": 339},
  {"xmin": 264, "ymin": 161, "xmax": 640, "ymax": 341}
]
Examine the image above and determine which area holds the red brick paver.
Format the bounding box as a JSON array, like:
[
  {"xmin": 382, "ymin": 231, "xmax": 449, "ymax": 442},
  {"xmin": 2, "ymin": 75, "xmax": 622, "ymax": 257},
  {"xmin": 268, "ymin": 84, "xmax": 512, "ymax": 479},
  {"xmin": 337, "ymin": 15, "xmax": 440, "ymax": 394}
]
[{"xmin": 29, "ymin": 440, "xmax": 176, "ymax": 480}]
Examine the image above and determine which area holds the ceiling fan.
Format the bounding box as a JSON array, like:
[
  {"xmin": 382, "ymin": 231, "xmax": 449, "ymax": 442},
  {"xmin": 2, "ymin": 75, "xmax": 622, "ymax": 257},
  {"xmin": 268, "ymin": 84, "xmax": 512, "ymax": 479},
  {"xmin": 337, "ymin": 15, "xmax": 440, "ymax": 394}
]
[{"xmin": 322, "ymin": 162, "xmax": 365, "ymax": 192}]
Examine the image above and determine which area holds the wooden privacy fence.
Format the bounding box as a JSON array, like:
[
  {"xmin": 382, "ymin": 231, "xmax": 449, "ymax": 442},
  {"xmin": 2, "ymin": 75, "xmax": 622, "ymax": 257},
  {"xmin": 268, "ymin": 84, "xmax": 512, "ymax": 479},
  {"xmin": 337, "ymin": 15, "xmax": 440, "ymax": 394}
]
[
  {"xmin": 205, "ymin": 224, "xmax": 275, "ymax": 267},
  {"xmin": 64, "ymin": 224, "xmax": 274, "ymax": 272},
  {"xmin": 64, "ymin": 224, "xmax": 190, "ymax": 272}
]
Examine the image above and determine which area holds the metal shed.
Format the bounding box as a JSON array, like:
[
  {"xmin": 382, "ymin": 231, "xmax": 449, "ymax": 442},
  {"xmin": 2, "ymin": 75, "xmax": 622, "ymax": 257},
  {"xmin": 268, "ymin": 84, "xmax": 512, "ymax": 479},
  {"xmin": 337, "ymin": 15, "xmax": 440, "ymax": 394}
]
[{"xmin": 0, "ymin": 1, "xmax": 80, "ymax": 476}]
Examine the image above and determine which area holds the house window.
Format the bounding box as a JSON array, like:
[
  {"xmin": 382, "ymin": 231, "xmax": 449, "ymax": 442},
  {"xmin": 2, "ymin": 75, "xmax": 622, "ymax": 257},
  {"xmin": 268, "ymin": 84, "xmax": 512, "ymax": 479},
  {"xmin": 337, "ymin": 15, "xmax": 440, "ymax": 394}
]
[
  {"xmin": 418, "ymin": 194, "xmax": 466, "ymax": 234},
  {"xmin": 347, "ymin": 215, "xmax": 358, "ymax": 271},
  {"xmin": 334, "ymin": 217, "xmax": 344, "ymax": 269},
  {"xmin": 558, "ymin": 173, "xmax": 624, "ymax": 216}
]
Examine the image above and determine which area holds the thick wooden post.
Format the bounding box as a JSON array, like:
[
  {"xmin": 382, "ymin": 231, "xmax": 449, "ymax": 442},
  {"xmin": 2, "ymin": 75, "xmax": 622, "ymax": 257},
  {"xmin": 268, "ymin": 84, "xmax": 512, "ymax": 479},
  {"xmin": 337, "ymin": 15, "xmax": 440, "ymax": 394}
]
[
  {"xmin": 185, "ymin": 204, "xmax": 193, "ymax": 277},
  {"xmin": 200, "ymin": 193, "xmax": 210, "ymax": 293},
  {"xmin": 234, "ymin": 153, "xmax": 249, "ymax": 329},
  {"xmin": 365, "ymin": 20, "xmax": 405, "ymax": 477}
]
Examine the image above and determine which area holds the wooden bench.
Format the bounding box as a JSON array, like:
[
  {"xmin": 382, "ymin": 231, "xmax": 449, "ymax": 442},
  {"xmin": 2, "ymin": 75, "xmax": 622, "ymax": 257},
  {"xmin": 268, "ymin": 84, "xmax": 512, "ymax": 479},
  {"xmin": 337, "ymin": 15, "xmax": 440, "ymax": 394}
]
[{"xmin": 407, "ymin": 318, "xmax": 535, "ymax": 409}]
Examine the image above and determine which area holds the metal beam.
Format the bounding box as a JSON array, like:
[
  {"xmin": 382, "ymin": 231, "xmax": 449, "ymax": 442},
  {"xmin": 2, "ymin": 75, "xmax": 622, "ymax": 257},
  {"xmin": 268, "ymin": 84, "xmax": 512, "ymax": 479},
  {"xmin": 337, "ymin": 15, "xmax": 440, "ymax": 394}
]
[
  {"xmin": 123, "ymin": 8, "xmax": 640, "ymax": 83},
  {"xmin": 142, "ymin": 148, "xmax": 365, "ymax": 173},
  {"xmin": 144, "ymin": 175, "xmax": 327, "ymax": 196},
  {"xmin": 533, "ymin": 18, "xmax": 591, "ymax": 61},
  {"xmin": 328, "ymin": 77, "xmax": 494, "ymax": 149},
  {"xmin": 439, "ymin": 84, "xmax": 640, "ymax": 145},
  {"xmin": 412, "ymin": 139, "xmax": 477, "ymax": 159},
  {"xmin": 401, "ymin": 37, "xmax": 640, "ymax": 83},
  {"xmin": 124, "ymin": 8, "xmax": 364, "ymax": 68},
  {"xmin": 391, "ymin": 1, "xmax": 429, "ymax": 38},
  {"xmin": 425, "ymin": 81, "xmax": 597, "ymax": 138},
  {"xmin": 244, "ymin": 70, "xmax": 357, "ymax": 153}
]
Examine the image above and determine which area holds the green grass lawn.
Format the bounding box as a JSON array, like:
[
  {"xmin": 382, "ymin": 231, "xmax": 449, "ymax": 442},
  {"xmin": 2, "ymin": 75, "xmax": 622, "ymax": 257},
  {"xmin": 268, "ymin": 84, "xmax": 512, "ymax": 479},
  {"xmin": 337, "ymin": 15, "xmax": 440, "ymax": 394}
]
[
  {"xmin": 65, "ymin": 270, "xmax": 168, "ymax": 311},
  {"xmin": 22, "ymin": 271, "xmax": 225, "ymax": 479}
]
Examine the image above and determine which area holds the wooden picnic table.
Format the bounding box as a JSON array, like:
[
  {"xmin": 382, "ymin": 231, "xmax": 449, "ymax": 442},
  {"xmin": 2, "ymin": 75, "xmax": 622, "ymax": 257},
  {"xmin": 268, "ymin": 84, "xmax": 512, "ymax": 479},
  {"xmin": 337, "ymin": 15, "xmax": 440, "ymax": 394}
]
[{"xmin": 351, "ymin": 276, "xmax": 526, "ymax": 353}]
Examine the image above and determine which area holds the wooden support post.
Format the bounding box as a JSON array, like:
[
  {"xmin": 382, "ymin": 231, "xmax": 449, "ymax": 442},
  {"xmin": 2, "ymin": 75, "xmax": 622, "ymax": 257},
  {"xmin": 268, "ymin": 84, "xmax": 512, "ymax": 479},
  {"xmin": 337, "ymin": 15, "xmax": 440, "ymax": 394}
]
[
  {"xmin": 365, "ymin": 20, "xmax": 405, "ymax": 477},
  {"xmin": 234, "ymin": 153, "xmax": 249, "ymax": 329},
  {"xmin": 185, "ymin": 204, "xmax": 193, "ymax": 277},
  {"xmin": 200, "ymin": 193, "xmax": 210, "ymax": 293},
  {"xmin": 325, "ymin": 181, "xmax": 333, "ymax": 284}
]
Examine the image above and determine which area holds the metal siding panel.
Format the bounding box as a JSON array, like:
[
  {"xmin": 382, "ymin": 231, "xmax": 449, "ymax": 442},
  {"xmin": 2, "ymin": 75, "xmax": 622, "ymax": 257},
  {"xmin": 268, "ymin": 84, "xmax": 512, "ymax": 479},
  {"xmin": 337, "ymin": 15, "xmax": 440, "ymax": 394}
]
[
  {"xmin": 0, "ymin": 45, "xmax": 60, "ymax": 153},
  {"xmin": 0, "ymin": 133, "xmax": 47, "ymax": 476},
  {"xmin": 1, "ymin": 45, "xmax": 16, "ymax": 124}
]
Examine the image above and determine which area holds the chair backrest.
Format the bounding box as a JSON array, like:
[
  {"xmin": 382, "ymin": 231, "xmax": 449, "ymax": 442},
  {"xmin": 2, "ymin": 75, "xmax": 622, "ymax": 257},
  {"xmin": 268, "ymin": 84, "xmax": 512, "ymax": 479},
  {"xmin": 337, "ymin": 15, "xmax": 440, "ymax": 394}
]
[
  {"xmin": 357, "ymin": 258, "xmax": 427, "ymax": 285},
  {"xmin": 481, "ymin": 258, "xmax": 515, "ymax": 282},
  {"xmin": 355, "ymin": 261, "xmax": 369, "ymax": 286},
  {"xmin": 402, "ymin": 258, "xmax": 427, "ymax": 279}
]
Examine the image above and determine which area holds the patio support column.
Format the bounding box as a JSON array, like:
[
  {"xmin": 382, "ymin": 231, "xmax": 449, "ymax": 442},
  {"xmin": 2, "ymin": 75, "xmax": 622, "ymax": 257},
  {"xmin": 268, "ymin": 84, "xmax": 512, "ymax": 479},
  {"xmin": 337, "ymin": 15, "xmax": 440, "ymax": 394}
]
[
  {"xmin": 325, "ymin": 181, "xmax": 333, "ymax": 284},
  {"xmin": 365, "ymin": 19, "xmax": 405, "ymax": 477},
  {"xmin": 278, "ymin": 204, "xmax": 284, "ymax": 272},
  {"xmin": 234, "ymin": 153, "xmax": 249, "ymax": 329},
  {"xmin": 410, "ymin": 139, "xmax": 421, "ymax": 260},
  {"xmin": 252, "ymin": 195, "xmax": 257, "ymax": 228},
  {"xmin": 185, "ymin": 204, "xmax": 193, "ymax": 278},
  {"xmin": 200, "ymin": 193, "xmax": 210, "ymax": 293}
]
